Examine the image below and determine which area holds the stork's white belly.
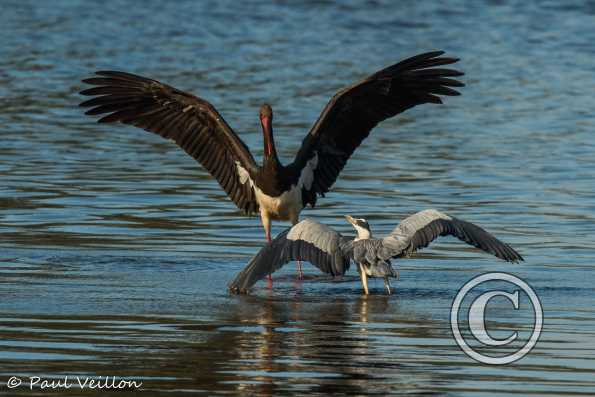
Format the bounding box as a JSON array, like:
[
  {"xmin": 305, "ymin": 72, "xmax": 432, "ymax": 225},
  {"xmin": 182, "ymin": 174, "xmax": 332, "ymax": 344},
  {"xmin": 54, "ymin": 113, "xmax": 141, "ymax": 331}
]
[
  {"xmin": 254, "ymin": 184, "xmax": 303, "ymax": 221},
  {"xmin": 235, "ymin": 152, "xmax": 318, "ymax": 222}
]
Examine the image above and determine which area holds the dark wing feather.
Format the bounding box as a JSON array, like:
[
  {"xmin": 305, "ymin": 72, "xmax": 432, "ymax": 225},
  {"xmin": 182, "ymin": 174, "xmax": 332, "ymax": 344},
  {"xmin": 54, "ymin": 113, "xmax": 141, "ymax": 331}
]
[
  {"xmin": 290, "ymin": 51, "xmax": 464, "ymax": 205},
  {"xmin": 381, "ymin": 209, "xmax": 523, "ymax": 262},
  {"xmin": 80, "ymin": 71, "xmax": 259, "ymax": 214},
  {"xmin": 229, "ymin": 219, "xmax": 351, "ymax": 293}
]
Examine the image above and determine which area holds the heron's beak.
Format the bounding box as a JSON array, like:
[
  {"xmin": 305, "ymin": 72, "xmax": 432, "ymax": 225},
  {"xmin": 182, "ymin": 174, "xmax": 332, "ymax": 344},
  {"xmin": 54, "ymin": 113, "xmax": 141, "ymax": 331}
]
[{"xmin": 345, "ymin": 215, "xmax": 356, "ymax": 225}]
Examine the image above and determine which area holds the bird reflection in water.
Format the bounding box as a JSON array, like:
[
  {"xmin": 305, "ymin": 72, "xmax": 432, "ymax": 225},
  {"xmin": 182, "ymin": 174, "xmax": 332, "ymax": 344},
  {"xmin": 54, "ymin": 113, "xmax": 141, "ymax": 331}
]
[{"xmin": 162, "ymin": 292, "xmax": 448, "ymax": 396}]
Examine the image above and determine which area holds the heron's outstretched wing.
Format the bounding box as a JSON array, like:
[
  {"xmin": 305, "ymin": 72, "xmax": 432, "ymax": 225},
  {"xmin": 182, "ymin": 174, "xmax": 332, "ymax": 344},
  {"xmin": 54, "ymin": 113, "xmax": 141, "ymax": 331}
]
[
  {"xmin": 229, "ymin": 219, "xmax": 352, "ymax": 293},
  {"xmin": 80, "ymin": 71, "xmax": 259, "ymax": 214},
  {"xmin": 289, "ymin": 51, "xmax": 464, "ymax": 207},
  {"xmin": 381, "ymin": 209, "xmax": 523, "ymax": 262}
]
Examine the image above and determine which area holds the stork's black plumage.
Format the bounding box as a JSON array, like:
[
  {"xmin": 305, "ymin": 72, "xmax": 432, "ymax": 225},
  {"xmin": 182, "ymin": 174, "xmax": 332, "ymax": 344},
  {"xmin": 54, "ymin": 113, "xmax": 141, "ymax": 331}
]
[
  {"xmin": 290, "ymin": 51, "xmax": 464, "ymax": 204},
  {"xmin": 80, "ymin": 71, "xmax": 260, "ymax": 214},
  {"xmin": 79, "ymin": 51, "xmax": 464, "ymax": 248},
  {"xmin": 229, "ymin": 210, "xmax": 524, "ymax": 294}
]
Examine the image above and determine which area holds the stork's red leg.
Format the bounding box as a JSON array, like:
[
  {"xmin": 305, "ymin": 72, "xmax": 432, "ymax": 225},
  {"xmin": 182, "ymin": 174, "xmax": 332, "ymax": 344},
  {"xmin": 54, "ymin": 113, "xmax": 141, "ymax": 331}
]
[{"xmin": 265, "ymin": 222, "xmax": 273, "ymax": 284}]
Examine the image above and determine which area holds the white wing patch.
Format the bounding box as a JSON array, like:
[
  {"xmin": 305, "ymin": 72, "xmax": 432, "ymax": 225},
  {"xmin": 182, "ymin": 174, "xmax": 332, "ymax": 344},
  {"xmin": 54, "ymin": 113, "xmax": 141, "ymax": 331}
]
[
  {"xmin": 234, "ymin": 154, "xmax": 318, "ymax": 221},
  {"xmin": 235, "ymin": 161, "xmax": 254, "ymax": 186},
  {"xmin": 298, "ymin": 152, "xmax": 318, "ymax": 191}
]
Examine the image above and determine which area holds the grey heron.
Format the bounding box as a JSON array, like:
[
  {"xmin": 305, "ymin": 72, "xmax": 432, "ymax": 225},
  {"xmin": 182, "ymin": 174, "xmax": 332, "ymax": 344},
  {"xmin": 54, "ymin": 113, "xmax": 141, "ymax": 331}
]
[
  {"xmin": 79, "ymin": 51, "xmax": 464, "ymax": 279},
  {"xmin": 228, "ymin": 210, "xmax": 524, "ymax": 295}
]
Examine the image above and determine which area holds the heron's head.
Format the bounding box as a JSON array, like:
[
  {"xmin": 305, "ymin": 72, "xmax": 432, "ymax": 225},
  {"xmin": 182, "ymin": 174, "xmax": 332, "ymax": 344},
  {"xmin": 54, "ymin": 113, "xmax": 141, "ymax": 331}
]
[{"xmin": 345, "ymin": 215, "xmax": 372, "ymax": 240}]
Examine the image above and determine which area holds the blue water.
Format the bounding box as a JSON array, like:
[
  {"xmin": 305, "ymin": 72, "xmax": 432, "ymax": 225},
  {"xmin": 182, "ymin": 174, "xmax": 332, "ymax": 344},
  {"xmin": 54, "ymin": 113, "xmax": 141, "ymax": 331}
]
[{"xmin": 1, "ymin": 1, "xmax": 595, "ymax": 395}]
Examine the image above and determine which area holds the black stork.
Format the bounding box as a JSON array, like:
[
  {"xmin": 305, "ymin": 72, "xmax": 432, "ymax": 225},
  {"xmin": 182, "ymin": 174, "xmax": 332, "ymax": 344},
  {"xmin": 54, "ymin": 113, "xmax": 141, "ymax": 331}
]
[{"xmin": 79, "ymin": 50, "xmax": 464, "ymax": 274}]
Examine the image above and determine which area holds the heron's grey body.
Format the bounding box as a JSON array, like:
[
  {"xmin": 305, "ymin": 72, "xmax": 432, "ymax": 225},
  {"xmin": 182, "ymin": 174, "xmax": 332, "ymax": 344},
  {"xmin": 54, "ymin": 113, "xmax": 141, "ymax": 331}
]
[
  {"xmin": 349, "ymin": 238, "xmax": 398, "ymax": 293},
  {"xmin": 352, "ymin": 239, "xmax": 393, "ymax": 273},
  {"xmin": 229, "ymin": 209, "xmax": 524, "ymax": 294}
]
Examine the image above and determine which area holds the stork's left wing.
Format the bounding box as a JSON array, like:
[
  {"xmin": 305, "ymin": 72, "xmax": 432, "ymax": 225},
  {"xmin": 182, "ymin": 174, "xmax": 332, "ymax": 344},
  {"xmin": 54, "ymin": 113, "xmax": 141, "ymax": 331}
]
[
  {"xmin": 288, "ymin": 51, "xmax": 464, "ymax": 207},
  {"xmin": 381, "ymin": 209, "xmax": 523, "ymax": 262},
  {"xmin": 229, "ymin": 219, "xmax": 352, "ymax": 293}
]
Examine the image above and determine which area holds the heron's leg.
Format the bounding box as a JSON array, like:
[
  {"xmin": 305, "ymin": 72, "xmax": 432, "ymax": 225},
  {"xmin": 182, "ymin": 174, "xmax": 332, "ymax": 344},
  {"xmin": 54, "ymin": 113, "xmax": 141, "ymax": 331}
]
[
  {"xmin": 384, "ymin": 277, "xmax": 392, "ymax": 295},
  {"xmin": 359, "ymin": 263, "xmax": 369, "ymax": 295}
]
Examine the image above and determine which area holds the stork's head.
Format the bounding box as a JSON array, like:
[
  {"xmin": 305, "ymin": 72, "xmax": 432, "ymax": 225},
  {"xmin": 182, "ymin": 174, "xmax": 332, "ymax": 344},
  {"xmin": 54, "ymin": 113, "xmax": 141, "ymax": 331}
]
[
  {"xmin": 259, "ymin": 104, "xmax": 277, "ymax": 161},
  {"xmin": 259, "ymin": 103, "xmax": 273, "ymax": 121},
  {"xmin": 345, "ymin": 215, "xmax": 372, "ymax": 240}
]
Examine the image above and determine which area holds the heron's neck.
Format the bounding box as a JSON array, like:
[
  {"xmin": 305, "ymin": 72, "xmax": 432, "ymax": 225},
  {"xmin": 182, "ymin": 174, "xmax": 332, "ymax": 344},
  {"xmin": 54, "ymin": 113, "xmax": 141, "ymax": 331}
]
[
  {"xmin": 354, "ymin": 226, "xmax": 372, "ymax": 241},
  {"xmin": 261, "ymin": 117, "xmax": 279, "ymax": 164}
]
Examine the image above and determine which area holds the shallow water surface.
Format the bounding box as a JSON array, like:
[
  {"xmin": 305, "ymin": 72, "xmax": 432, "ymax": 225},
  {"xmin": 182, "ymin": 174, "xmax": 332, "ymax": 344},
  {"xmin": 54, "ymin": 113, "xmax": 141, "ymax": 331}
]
[{"xmin": 1, "ymin": 0, "xmax": 595, "ymax": 396}]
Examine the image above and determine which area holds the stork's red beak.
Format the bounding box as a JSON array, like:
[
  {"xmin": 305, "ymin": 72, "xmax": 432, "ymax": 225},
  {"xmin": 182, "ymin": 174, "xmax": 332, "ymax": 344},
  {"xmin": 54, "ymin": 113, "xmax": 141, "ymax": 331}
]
[{"xmin": 261, "ymin": 116, "xmax": 274, "ymax": 158}]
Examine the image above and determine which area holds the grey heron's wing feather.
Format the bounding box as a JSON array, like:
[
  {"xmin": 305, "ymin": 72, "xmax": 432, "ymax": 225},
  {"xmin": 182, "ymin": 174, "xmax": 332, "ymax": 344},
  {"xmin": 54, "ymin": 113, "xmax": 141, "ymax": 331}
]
[
  {"xmin": 289, "ymin": 51, "xmax": 463, "ymax": 207},
  {"xmin": 228, "ymin": 219, "xmax": 351, "ymax": 293},
  {"xmin": 339, "ymin": 236, "xmax": 355, "ymax": 258},
  {"xmin": 80, "ymin": 71, "xmax": 259, "ymax": 215},
  {"xmin": 382, "ymin": 209, "xmax": 523, "ymax": 262}
]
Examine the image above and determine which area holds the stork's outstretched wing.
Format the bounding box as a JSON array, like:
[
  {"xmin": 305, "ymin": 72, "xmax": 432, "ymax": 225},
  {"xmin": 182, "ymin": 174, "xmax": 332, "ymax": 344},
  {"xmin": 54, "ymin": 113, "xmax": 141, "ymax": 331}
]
[
  {"xmin": 381, "ymin": 209, "xmax": 523, "ymax": 262},
  {"xmin": 80, "ymin": 71, "xmax": 259, "ymax": 214},
  {"xmin": 229, "ymin": 219, "xmax": 352, "ymax": 293},
  {"xmin": 290, "ymin": 51, "xmax": 464, "ymax": 207}
]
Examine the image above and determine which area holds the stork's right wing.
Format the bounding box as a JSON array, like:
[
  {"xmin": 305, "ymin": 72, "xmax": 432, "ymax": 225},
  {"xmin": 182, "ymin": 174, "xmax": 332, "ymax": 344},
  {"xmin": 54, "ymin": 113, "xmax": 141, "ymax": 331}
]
[
  {"xmin": 229, "ymin": 219, "xmax": 352, "ymax": 293},
  {"xmin": 80, "ymin": 71, "xmax": 260, "ymax": 214}
]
